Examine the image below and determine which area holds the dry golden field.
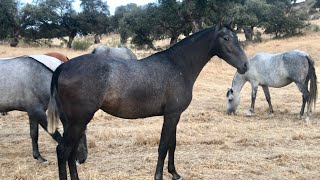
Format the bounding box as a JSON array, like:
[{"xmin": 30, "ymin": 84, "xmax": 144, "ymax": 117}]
[{"xmin": 1, "ymin": 29, "xmax": 320, "ymax": 180}]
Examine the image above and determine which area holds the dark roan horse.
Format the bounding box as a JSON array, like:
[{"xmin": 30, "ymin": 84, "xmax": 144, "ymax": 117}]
[{"xmin": 47, "ymin": 21, "xmax": 249, "ymax": 180}]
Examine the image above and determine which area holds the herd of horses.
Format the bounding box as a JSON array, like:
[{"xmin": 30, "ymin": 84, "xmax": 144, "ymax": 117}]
[{"xmin": 0, "ymin": 21, "xmax": 317, "ymax": 180}]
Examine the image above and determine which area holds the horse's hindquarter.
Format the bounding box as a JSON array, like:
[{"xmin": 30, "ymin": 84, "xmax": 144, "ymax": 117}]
[{"xmin": 0, "ymin": 58, "xmax": 52, "ymax": 111}]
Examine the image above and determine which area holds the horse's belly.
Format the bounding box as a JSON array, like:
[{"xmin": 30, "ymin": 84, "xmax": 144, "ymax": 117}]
[
  {"xmin": 260, "ymin": 78, "xmax": 292, "ymax": 88},
  {"xmin": 100, "ymin": 104, "xmax": 163, "ymax": 119},
  {"xmin": 100, "ymin": 98, "xmax": 164, "ymax": 119}
]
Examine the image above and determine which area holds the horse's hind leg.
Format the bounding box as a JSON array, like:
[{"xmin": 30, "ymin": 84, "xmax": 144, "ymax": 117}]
[
  {"xmin": 155, "ymin": 113, "xmax": 181, "ymax": 180},
  {"xmin": 250, "ymin": 83, "xmax": 259, "ymax": 113},
  {"xmin": 57, "ymin": 124, "xmax": 87, "ymax": 180},
  {"xmin": 295, "ymin": 82, "xmax": 310, "ymax": 117},
  {"xmin": 262, "ymin": 86, "xmax": 273, "ymax": 113},
  {"xmin": 28, "ymin": 109, "xmax": 47, "ymax": 163}
]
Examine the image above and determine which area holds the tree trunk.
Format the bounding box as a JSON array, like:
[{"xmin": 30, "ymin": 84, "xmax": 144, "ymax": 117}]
[
  {"xmin": 67, "ymin": 35, "xmax": 75, "ymax": 48},
  {"xmin": 243, "ymin": 26, "xmax": 254, "ymax": 41},
  {"xmin": 94, "ymin": 34, "xmax": 100, "ymax": 44},
  {"xmin": 10, "ymin": 28, "xmax": 19, "ymax": 47},
  {"xmin": 170, "ymin": 32, "xmax": 179, "ymax": 46},
  {"xmin": 147, "ymin": 41, "xmax": 157, "ymax": 51}
]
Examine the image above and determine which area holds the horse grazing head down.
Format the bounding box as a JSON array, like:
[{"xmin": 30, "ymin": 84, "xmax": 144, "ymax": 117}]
[
  {"xmin": 226, "ymin": 88, "xmax": 240, "ymax": 115},
  {"xmin": 45, "ymin": 52, "xmax": 69, "ymax": 62},
  {"xmin": 213, "ymin": 19, "xmax": 248, "ymax": 74}
]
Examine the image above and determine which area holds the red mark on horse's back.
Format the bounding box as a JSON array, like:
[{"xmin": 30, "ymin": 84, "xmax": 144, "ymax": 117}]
[{"xmin": 45, "ymin": 52, "xmax": 69, "ymax": 62}]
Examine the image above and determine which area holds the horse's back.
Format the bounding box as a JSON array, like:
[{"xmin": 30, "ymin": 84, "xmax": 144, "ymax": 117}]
[{"xmin": 92, "ymin": 46, "xmax": 137, "ymax": 60}]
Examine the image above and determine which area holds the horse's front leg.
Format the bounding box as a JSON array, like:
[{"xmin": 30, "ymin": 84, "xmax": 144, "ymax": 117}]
[
  {"xmin": 262, "ymin": 85, "xmax": 273, "ymax": 113},
  {"xmin": 250, "ymin": 84, "xmax": 259, "ymax": 113},
  {"xmin": 155, "ymin": 113, "xmax": 181, "ymax": 180}
]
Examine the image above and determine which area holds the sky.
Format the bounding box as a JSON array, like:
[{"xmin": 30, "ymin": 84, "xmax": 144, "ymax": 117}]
[{"xmin": 20, "ymin": 0, "xmax": 157, "ymax": 15}]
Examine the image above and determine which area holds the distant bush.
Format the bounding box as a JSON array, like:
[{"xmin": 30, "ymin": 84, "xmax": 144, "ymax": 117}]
[
  {"xmin": 253, "ymin": 31, "xmax": 263, "ymax": 42},
  {"xmin": 72, "ymin": 38, "xmax": 92, "ymax": 50},
  {"xmin": 311, "ymin": 24, "xmax": 320, "ymax": 32}
]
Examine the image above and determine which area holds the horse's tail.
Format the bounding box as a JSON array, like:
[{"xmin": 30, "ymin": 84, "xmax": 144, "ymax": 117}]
[
  {"xmin": 47, "ymin": 64, "xmax": 64, "ymax": 134},
  {"xmin": 306, "ymin": 55, "xmax": 318, "ymax": 111}
]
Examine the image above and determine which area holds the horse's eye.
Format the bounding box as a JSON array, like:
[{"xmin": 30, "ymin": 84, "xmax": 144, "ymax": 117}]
[
  {"xmin": 228, "ymin": 99, "xmax": 233, "ymax": 102},
  {"xmin": 224, "ymin": 37, "xmax": 230, "ymax": 41}
]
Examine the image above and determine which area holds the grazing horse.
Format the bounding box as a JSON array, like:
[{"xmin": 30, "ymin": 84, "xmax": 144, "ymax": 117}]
[
  {"xmin": 226, "ymin": 50, "xmax": 317, "ymax": 117},
  {"xmin": 0, "ymin": 53, "xmax": 87, "ymax": 164},
  {"xmin": 91, "ymin": 45, "xmax": 138, "ymax": 60},
  {"xmin": 47, "ymin": 21, "xmax": 248, "ymax": 180}
]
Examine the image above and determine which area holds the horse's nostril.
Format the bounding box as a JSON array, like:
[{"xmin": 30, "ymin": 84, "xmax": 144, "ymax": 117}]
[{"xmin": 243, "ymin": 63, "xmax": 248, "ymax": 71}]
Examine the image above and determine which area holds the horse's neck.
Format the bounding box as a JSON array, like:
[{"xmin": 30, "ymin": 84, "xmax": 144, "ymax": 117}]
[
  {"xmin": 168, "ymin": 28, "xmax": 215, "ymax": 84},
  {"xmin": 232, "ymin": 73, "xmax": 247, "ymax": 94}
]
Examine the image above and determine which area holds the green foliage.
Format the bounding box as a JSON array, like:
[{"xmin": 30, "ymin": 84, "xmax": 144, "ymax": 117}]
[
  {"xmin": 0, "ymin": 0, "xmax": 19, "ymax": 40},
  {"xmin": 0, "ymin": 0, "xmax": 313, "ymax": 48},
  {"xmin": 79, "ymin": 0, "xmax": 110, "ymax": 36},
  {"xmin": 119, "ymin": 3, "xmax": 162, "ymax": 49},
  {"xmin": 263, "ymin": 4, "xmax": 309, "ymax": 37},
  {"xmin": 315, "ymin": 0, "xmax": 320, "ymax": 8},
  {"xmin": 310, "ymin": 24, "xmax": 320, "ymax": 32},
  {"xmin": 253, "ymin": 31, "xmax": 262, "ymax": 42},
  {"xmin": 72, "ymin": 37, "xmax": 93, "ymax": 50},
  {"xmin": 110, "ymin": 3, "xmax": 138, "ymax": 31}
]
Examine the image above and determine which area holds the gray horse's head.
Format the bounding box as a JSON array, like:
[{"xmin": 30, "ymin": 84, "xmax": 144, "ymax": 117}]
[{"xmin": 226, "ymin": 88, "xmax": 240, "ymax": 114}]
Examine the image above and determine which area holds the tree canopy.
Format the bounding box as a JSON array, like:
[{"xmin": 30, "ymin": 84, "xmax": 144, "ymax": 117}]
[{"xmin": 0, "ymin": 0, "xmax": 313, "ymax": 48}]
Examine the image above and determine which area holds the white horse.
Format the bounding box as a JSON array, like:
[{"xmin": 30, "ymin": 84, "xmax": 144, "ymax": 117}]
[
  {"xmin": 226, "ymin": 50, "xmax": 317, "ymax": 118},
  {"xmin": 91, "ymin": 46, "xmax": 137, "ymax": 60}
]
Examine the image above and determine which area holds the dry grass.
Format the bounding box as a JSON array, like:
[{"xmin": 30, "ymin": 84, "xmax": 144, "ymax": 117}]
[{"xmin": 1, "ymin": 29, "xmax": 320, "ymax": 180}]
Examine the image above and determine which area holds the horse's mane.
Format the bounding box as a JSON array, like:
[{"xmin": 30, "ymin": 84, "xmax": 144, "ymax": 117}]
[{"xmin": 168, "ymin": 26, "xmax": 216, "ymax": 52}]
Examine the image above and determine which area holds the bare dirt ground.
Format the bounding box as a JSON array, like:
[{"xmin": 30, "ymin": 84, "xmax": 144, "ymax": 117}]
[{"xmin": 1, "ymin": 30, "xmax": 320, "ymax": 180}]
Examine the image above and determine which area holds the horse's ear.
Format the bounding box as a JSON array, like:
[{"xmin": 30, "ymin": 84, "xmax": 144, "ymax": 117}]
[
  {"xmin": 220, "ymin": 17, "xmax": 234, "ymax": 30},
  {"xmin": 227, "ymin": 18, "xmax": 234, "ymax": 29}
]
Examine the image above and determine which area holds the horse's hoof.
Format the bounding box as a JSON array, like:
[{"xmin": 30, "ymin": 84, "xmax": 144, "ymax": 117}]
[
  {"xmin": 37, "ymin": 158, "xmax": 49, "ymax": 164},
  {"xmin": 171, "ymin": 172, "xmax": 182, "ymax": 180},
  {"xmin": 304, "ymin": 117, "xmax": 311, "ymax": 124},
  {"xmin": 245, "ymin": 110, "xmax": 254, "ymax": 117},
  {"xmin": 173, "ymin": 176, "xmax": 183, "ymax": 180}
]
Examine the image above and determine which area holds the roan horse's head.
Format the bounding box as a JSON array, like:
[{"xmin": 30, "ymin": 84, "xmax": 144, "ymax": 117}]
[
  {"xmin": 213, "ymin": 19, "xmax": 248, "ymax": 74},
  {"xmin": 226, "ymin": 88, "xmax": 240, "ymax": 114}
]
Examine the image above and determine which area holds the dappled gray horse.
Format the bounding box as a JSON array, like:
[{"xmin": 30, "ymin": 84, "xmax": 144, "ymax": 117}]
[
  {"xmin": 47, "ymin": 21, "xmax": 248, "ymax": 180},
  {"xmin": 226, "ymin": 50, "xmax": 317, "ymax": 117},
  {"xmin": 0, "ymin": 54, "xmax": 87, "ymax": 164},
  {"xmin": 91, "ymin": 46, "xmax": 137, "ymax": 60}
]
